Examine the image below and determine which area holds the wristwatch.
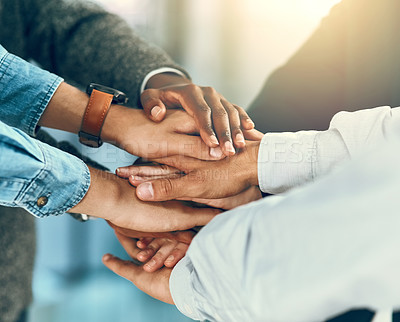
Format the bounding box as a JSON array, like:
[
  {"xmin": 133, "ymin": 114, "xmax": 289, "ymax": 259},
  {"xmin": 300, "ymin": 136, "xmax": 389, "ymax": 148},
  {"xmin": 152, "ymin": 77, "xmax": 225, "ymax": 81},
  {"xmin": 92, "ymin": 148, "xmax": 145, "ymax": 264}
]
[{"xmin": 79, "ymin": 83, "xmax": 129, "ymax": 148}]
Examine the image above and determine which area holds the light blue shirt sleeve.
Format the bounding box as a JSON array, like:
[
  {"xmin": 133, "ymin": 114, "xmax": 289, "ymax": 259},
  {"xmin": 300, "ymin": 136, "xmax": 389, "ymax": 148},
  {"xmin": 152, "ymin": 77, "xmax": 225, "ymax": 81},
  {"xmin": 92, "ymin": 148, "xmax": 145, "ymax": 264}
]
[
  {"xmin": 0, "ymin": 120, "xmax": 90, "ymax": 217},
  {"xmin": 0, "ymin": 44, "xmax": 63, "ymax": 136},
  {"xmin": 170, "ymin": 121, "xmax": 400, "ymax": 321}
]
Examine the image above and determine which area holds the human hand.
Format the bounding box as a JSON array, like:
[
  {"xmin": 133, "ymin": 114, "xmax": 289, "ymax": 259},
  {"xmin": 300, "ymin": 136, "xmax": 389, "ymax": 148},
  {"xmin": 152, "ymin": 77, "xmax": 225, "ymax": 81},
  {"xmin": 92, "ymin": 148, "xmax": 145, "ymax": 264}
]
[
  {"xmin": 102, "ymin": 232, "xmax": 174, "ymax": 304},
  {"xmin": 116, "ymin": 164, "xmax": 262, "ymax": 210},
  {"xmin": 116, "ymin": 141, "xmax": 261, "ymax": 202},
  {"xmin": 68, "ymin": 167, "xmax": 220, "ymax": 232},
  {"xmin": 102, "ymin": 108, "xmax": 225, "ymax": 160},
  {"xmin": 135, "ymin": 236, "xmax": 190, "ymax": 272},
  {"xmin": 107, "ymin": 221, "xmax": 196, "ymax": 244},
  {"xmin": 142, "ymin": 72, "xmax": 259, "ymax": 156}
]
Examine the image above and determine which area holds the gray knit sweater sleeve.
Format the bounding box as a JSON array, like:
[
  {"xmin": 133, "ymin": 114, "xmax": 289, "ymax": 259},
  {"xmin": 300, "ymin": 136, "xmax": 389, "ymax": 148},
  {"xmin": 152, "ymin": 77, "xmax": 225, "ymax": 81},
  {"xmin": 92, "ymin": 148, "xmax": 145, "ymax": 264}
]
[{"xmin": 4, "ymin": 0, "xmax": 188, "ymax": 107}]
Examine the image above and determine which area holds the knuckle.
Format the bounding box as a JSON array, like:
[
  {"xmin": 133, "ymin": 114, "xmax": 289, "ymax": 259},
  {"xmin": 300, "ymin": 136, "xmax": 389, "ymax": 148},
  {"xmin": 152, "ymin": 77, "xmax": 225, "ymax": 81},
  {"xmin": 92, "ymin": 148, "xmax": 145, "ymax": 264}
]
[
  {"xmin": 231, "ymin": 125, "xmax": 241, "ymax": 134},
  {"xmin": 212, "ymin": 107, "xmax": 228, "ymax": 118},
  {"xmin": 159, "ymin": 178, "xmax": 175, "ymax": 196},
  {"xmin": 219, "ymin": 130, "xmax": 231, "ymax": 139},
  {"xmin": 197, "ymin": 104, "xmax": 211, "ymax": 113},
  {"xmin": 203, "ymin": 86, "xmax": 217, "ymax": 95},
  {"xmin": 186, "ymin": 83, "xmax": 199, "ymax": 92}
]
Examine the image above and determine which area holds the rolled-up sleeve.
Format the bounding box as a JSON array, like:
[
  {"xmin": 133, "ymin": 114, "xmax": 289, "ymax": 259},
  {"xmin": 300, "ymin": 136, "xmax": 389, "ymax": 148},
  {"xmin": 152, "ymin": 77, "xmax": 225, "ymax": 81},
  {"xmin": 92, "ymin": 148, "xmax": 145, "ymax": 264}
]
[
  {"xmin": 0, "ymin": 120, "xmax": 90, "ymax": 217},
  {"xmin": 0, "ymin": 44, "xmax": 63, "ymax": 136}
]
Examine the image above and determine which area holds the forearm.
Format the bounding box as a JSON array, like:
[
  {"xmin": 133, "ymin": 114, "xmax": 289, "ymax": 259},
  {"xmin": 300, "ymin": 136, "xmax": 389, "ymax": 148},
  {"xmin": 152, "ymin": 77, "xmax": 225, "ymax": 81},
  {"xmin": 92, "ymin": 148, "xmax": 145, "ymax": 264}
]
[
  {"xmin": 257, "ymin": 105, "xmax": 400, "ymax": 194},
  {"xmin": 171, "ymin": 135, "xmax": 400, "ymax": 321},
  {"xmin": 0, "ymin": 45, "xmax": 63, "ymax": 135},
  {"xmin": 0, "ymin": 120, "xmax": 90, "ymax": 217}
]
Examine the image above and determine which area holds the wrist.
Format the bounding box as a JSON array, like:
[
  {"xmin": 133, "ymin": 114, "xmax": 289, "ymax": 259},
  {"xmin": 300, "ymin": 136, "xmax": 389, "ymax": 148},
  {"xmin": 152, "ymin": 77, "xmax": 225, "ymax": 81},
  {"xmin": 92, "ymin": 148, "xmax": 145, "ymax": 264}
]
[
  {"xmin": 69, "ymin": 167, "xmax": 120, "ymax": 220},
  {"xmin": 39, "ymin": 82, "xmax": 89, "ymax": 133}
]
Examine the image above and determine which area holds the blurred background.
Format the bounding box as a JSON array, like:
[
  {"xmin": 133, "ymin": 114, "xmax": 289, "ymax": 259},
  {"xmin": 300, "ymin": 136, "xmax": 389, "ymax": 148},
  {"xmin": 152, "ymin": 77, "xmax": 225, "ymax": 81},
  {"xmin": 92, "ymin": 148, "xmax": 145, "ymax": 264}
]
[{"xmin": 29, "ymin": 0, "xmax": 339, "ymax": 321}]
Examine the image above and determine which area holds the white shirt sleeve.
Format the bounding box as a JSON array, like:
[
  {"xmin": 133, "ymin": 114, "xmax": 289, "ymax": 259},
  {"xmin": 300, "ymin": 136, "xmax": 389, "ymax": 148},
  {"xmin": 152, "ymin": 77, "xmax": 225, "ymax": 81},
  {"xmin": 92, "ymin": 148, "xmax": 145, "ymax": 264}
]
[
  {"xmin": 170, "ymin": 116, "xmax": 400, "ymax": 321},
  {"xmin": 140, "ymin": 67, "xmax": 187, "ymax": 93},
  {"xmin": 258, "ymin": 106, "xmax": 400, "ymax": 194}
]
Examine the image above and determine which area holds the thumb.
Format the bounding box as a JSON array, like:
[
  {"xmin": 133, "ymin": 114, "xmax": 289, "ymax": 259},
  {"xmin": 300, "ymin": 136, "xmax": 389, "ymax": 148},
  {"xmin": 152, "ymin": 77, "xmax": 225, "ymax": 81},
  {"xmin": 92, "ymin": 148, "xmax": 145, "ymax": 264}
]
[
  {"xmin": 135, "ymin": 177, "xmax": 190, "ymax": 201},
  {"xmin": 102, "ymin": 254, "xmax": 142, "ymax": 282},
  {"xmin": 140, "ymin": 89, "xmax": 167, "ymax": 122}
]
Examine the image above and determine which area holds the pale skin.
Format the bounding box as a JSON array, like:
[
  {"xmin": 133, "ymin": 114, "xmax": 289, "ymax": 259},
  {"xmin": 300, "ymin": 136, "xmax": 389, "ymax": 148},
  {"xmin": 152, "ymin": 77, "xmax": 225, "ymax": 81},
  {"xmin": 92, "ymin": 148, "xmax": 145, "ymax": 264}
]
[{"xmin": 69, "ymin": 167, "xmax": 220, "ymax": 232}]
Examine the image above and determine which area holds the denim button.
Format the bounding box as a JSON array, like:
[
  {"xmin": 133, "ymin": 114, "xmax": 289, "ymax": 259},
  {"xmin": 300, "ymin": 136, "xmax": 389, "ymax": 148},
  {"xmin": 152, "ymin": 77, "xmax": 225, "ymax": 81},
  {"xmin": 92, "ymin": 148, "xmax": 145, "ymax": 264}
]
[{"xmin": 37, "ymin": 196, "xmax": 48, "ymax": 207}]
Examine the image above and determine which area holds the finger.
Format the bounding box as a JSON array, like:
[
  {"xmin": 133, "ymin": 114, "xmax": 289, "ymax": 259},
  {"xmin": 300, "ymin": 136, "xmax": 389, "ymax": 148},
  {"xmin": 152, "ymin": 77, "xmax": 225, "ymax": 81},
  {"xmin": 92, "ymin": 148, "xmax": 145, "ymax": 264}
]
[
  {"xmin": 137, "ymin": 237, "xmax": 153, "ymax": 249},
  {"xmin": 143, "ymin": 241, "xmax": 178, "ymax": 272},
  {"xmin": 136, "ymin": 175, "xmax": 204, "ymax": 201},
  {"xmin": 203, "ymin": 89, "xmax": 235, "ymax": 156},
  {"xmin": 137, "ymin": 238, "xmax": 164, "ymax": 262},
  {"xmin": 116, "ymin": 164, "xmax": 181, "ymax": 179},
  {"xmin": 140, "ymin": 89, "xmax": 167, "ymax": 122},
  {"xmin": 168, "ymin": 134, "xmax": 224, "ymax": 161},
  {"xmin": 188, "ymin": 185, "xmax": 262, "ymax": 210},
  {"xmin": 164, "ymin": 242, "xmax": 189, "ymax": 268},
  {"xmin": 171, "ymin": 86, "xmax": 220, "ymax": 148},
  {"xmin": 102, "ymin": 254, "xmax": 174, "ymax": 304},
  {"xmin": 243, "ymin": 129, "xmax": 264, "ymax": 141},
  {"xmin": 102, "ymin": 254, "xmax": 143, "ymax": 282},
  {"xmin": 221, "ymin": 99, "xmax": 245, "ymax": 149},
  {"xmin": 235, "ymin": 105, "xmax": 255, "ymax": 130},
  {"xmin": 108, "ymin": 221, "xmax": 196, "ymax": 244},
  {"xmin": 129, "ymin": 173, "xmax": 183, "ymax": 186}
]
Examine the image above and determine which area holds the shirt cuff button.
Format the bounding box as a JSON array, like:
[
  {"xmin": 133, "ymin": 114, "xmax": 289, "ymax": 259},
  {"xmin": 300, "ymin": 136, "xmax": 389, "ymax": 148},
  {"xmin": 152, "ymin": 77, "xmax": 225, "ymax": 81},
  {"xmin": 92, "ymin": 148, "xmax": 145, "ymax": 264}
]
[{"xmin": 37, "ymin": 196, "xmax": 48, "ymax": 207}]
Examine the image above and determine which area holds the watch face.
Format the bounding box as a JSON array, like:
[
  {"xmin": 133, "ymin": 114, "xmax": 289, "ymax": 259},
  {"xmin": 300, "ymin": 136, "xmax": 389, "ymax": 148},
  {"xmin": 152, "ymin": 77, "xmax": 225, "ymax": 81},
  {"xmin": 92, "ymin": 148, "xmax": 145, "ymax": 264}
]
[{"xmin": 86, "ymin": 83, "xmax": 129, "ymax": 105}]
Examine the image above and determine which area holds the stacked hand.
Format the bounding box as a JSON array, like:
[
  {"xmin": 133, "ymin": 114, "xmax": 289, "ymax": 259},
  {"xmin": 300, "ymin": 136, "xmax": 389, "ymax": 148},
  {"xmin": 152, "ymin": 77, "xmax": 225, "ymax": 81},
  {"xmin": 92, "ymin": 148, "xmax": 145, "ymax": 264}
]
[{"xmin": 43, "ymin": 73, "xmax": 265, "ymax": 286}]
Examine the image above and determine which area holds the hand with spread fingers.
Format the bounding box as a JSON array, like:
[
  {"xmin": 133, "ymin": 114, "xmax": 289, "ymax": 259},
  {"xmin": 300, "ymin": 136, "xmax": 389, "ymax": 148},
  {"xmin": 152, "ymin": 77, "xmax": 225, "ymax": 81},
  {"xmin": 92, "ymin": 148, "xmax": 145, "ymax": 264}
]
[
  {"xmin": 116, "ymin": 141, "xmax": 261, "ymax": 202},
  {"xmin": 141, "ymin": 72, "xmax": 260, "ymax": 156}
]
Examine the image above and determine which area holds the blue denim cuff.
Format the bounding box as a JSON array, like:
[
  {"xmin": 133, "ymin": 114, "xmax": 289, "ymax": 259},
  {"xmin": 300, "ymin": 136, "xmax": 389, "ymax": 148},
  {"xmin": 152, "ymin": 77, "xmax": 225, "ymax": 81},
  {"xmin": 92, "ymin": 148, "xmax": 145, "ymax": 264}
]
[
  {"xmin": 17, "ymin": 140, "xmax": 91, "ymax": 217},
  {"xmin": 0, "ymin": 45, "xmax": 63, "ymax": 136},
  {"xmin": 0, "ymin": 122, "xmax": 91, "ymax": 217}
]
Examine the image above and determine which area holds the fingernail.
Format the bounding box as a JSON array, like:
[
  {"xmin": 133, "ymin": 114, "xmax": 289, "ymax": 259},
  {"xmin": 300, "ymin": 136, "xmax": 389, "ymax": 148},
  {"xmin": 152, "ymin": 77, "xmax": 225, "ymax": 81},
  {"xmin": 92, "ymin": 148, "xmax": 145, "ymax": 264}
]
[
  {"xmin": 236, "ymin": 133, "xmax": 245, "ymax": 143},
  {"xmin": 102, "ymin": 254, "xmax": 112, "ymax": 261},
  {"xmin": 116, "ymin": 168, "xmax": 127, "ymax": 176},
  {"xmin": 210, "ymin": 147, "xmax": 223, "ymax": 158},
  {"xmin": 146, "ymin": 259, "xmax": 156, "ymax": 267},
  {"xmin": 210, "ymin": 135, "xmax": 219, "ymax": 145},
  {"xmin": 151, "ymin": 106, "xmax": 162, "ymax": 118},
  {"xmin": 247, "ymin": 119, "xmax": 255, "ymax": 127},
  {"xmin": 165, "ymin": 255, "xmax": 175, "ymax": 262},
  {"xmin": 137, "ymin": 182, "xmax": 154, "ymax": 200},
  {"xmin": 130, "ymin": 175, "xmax": 144, "ymax": 182},
  {"xmin": 224, "ymin": 141, "xmax": 235, "ymax": 154}
]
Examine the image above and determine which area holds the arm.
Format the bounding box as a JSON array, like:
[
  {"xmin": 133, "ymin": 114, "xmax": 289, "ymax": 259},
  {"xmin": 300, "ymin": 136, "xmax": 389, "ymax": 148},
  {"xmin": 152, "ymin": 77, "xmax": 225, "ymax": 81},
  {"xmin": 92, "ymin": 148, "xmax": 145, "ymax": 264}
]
[
  {"xmin": 0, "ymin": 120, "xmax": 218, "ymax": 231},
  {"xmin": 104, "ymin": 126, "xmax": 400, "ymax": 320},
  {"xmin": 9, "ymin": 0, "xmax": 255, "ymax": 154},
  {"xmin": 0, "ymin": 45, "xmax": 223, "ymax": 160},
  {"xmin": 117, "ymin": 105, "xmax": 400, "ymax": 200}
]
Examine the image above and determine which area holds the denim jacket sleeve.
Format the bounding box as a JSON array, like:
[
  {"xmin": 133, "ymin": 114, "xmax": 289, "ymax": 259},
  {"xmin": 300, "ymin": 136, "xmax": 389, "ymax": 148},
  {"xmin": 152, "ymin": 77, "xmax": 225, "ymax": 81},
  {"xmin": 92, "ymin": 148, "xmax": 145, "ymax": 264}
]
[
  {"xmin": 0, "ymin": 120, "xmax": 90, "ymax": 217},
  {"xmin": 0, "ymin": 44, "xmax": 63, "ymax": 136}
]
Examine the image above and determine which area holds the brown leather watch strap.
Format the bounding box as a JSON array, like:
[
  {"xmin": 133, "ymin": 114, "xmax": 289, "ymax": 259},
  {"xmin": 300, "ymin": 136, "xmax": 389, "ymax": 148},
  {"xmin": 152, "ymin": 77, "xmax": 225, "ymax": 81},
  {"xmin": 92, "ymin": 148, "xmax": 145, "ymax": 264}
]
[{"xmin": 79, "ymin": 89, "xmax": 113, "ymax": 147}]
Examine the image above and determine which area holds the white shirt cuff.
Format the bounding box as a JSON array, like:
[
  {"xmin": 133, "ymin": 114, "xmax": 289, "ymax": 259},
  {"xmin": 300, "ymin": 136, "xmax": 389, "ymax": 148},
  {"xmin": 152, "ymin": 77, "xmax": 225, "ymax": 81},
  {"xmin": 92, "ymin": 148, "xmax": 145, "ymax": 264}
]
[
  {"xmin": 170, "ymin": 256, "xmax": 203, "ymax": 321},
  {"xmin": 257, "ymin": 131, "xmax": 318, "ymax": 194},
  {"xmin": 140, "ymin": 67, "xmax": 187, "ymax": 93}
]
